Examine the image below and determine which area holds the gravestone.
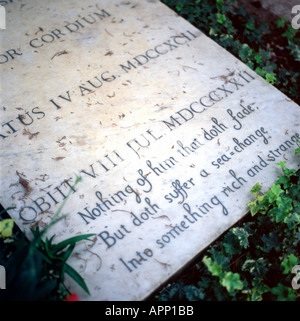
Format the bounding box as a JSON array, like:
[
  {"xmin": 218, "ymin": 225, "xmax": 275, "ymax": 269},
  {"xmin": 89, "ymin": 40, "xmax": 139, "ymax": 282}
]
[{"xmin": 0, "ymin": 0, "xmax": 299, "ymax": 301}]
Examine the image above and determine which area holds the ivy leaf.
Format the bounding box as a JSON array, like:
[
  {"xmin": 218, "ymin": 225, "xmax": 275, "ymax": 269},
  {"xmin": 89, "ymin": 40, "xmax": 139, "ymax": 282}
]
[
  {"xmin": 288, "ymin": 43, "xmax": 300, "ymax": 62},
  {"xmin": 255, "ymin": 67, "xmax": 266, "ymax": 77},
  {"xmin": 242, "ymin": 258, "xmax": 268, "ymax": 277},
  {"xmin": 289, "ymin": 185, "xmax": 300, "ymax": 200},
  {"xmin": 281, "ymin": 254, "xmax": 298, "ymax": 274},
  {"xmin": 260, "ymin": 232, "xmax": 281, "ymax": 253},
  {"xmin": 246, "ymin": 61, "xmax": 254, "ymax": 69},
  {"xmin": 213, "ymin": 283, "xmax": 229, "ymax": 301},
  {"xmin": 202, "ymin": 256, "xmax": 223, "ymax": 277},
  {"xmin": 232, "ymin": 227, "xmax": 250, "ymax": 249},
  {"xmin": 282, "ymin": 25, "xmax": 298, "ymax": 40},
  {"xmin": 157, "ymin": 283, "xmax": 184, "ymax": 301},
  {"xmin": 175, "ymin": 4, "xmax": 183, "ymax": 12},
  {"xmin": 223, "ymin": 240, "xmax": 238, "ymax": 255},
  {"xmin": 208, "ymin": 248, "xmax": 230, "ymax": 270},
  {"xmin": 184, "ymin": 285, "xmax": 205, "ymax": 301},
  {"xmin": 276, "ymin": 17, "xmax": 286, "ymax": 28},
  {"xmin": 276, "ymin": 175, "xmax": 291, "ymax": 189},
  {"xmin": 245, "ymin": 22, "xmax": 255, "ymax": 31},
  {"xmin": 209, "ymin": 27, "xmax": 218, "ymax": 36},
  {"xmin": 239, "ymin": 44, "xmax": 253, "ymax": 62},
  {"xmin": 0, "ymin": 219, "xmax": 14, "ymax": 238},
  {"xmin": 250, "ymin": 277, "xmax": 270, "ymax": 301},
  {"xmin": 254, "ymin": 53, "xmax": 263, "ymax": 64},
  {"xmin": 248, "ymin": 183, "xmax": 268, "ymax": 216},
  {"xmin": 277, "ymin": 195, "xmax": 293, "ymax": 210},
  {"xmin": 269, "ymin": 197, "xmax": 293, "ymax": 222},
  {"xmin": 216, "ymin": 0, "xmax": 224, "ymax": 10},
  {"xmin": 197, "ymin": 276, "xmax": 213, "ymax": 290},
  {"xmin": 248, "ymin": 194, "xmax": 266, "ymax": 216},
  {"xmin": 276, "ymin": 160, "xmax": 286, "ymax": 170},
  {"xmin": 250, "ymin": 182, "xmax": 262, "ymax": 195},
  {"xmin": 265, "ymin": 73, "xmax": 276, "ymax": 84},
  {"xmin": 276, "ymin": 161, "xmax": 296, "ymax": 177},
  {"xmin": 223, "ymin": 231, "xmax": 241, "ymax": 255},
  {"xmin": 251, "ymin": 288, "xmax": 264, "ymax": 301},
  {"xmin": 220, "ymin": 272, "xmax": 243, "ymax": 293},
  {"xmin": 284, "ymin": 212, "xmax": 300, "ymax": 231},
  {"xmin": 266, "ymin": 183, "xmax": 284, "ymax": 204},
  {"xmin": 268, "ymin": 207, "xmax": 284, "ymax": 222},
  {"xmin": 271, "ymin": 283, "xmax": 297, "ymax": 301},
  {"xmin": 217, "ymin": 13, "xmax": 226, "ymax": 24}
]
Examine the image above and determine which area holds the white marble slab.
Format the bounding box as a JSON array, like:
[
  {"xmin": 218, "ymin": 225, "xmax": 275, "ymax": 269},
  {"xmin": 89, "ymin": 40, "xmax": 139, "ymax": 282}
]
[{"xmin": 0, "ymin": 0, "xmax": 299, "ymax": 301}]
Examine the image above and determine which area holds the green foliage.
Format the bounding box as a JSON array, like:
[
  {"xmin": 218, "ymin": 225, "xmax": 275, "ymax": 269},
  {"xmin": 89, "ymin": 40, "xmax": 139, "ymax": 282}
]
[
  {"xmin": 271, "ymin": 283, "xmax": 297, "ymax": 301},
  {"xmin": 248, "ymin": 159, "xmax": 299, "ymax": 225},
  {"xmin": 203, "ymin": 256, "xmax": 222, "ymax": 277},
  {"xmin": 281, "ymin": 254, "xmax": 298, "ymax": 275},
  {"xmin": 217, "ymin": 13, "xmax": 226, "ymax": 24},
  {"xmin": 265, "ymin": 73, "xmax": 276, "ymax": 84},
  {"xmin": 0, "ymin": 219, "xmax": 14, "ymax": 238},
  {"xmin": 276, "ymin": 17, "xmax": 286, "ymax": 29},
  {"xmin": 203, "ymin": 256, "xmax": 244, "ymax": 294},
  {"xmin": 0, "ymin": 207, "xmax": 15, "ymax": 238},
  {"xmin": 221, "ymin": 272, "xmax": 244, "ymax": 293},
  {"xmin": 30, "ymin": 227, "xmax": 95, "ymax": 296}
]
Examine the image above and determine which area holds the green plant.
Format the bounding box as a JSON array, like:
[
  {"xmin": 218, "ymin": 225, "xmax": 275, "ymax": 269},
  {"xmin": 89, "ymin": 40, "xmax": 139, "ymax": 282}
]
[
  {"xmin": 0, "ymin": 206, "xmax": 16, "ymax": 238},
  {"xmin": 0, "ymin": 218, "xmax": 14, "ymax": 238},
  {"xmin": 0, "ymin": 176, "xmax": 95, "ymax": 301},
  {"xmin": 30, "ymin": 227, "xmax": 95, "ymax": 296}
]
